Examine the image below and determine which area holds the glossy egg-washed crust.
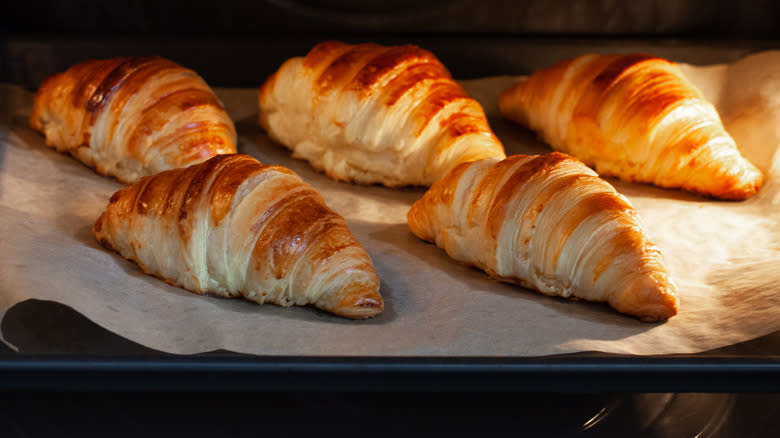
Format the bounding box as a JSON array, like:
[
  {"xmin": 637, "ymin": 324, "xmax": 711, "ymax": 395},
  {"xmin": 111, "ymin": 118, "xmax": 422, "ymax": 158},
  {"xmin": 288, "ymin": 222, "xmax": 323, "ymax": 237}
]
[
  {"xmin": 93, "ymin": 154, "xmax": 383, "ymax": 319},
  {"xmin": 259, "ymin": 41, "xmax": 505, "ymax": 187},
  {"xmin": 499, "ymin": 53, "xmax": 763, "ymax": 200},
  {"xmin": 30, "ymin": 56, "xmax": 236, "ymax": 184},
  {"xmin": 408, "ymin": 152, "xmax": 679, "ymax": 322}
]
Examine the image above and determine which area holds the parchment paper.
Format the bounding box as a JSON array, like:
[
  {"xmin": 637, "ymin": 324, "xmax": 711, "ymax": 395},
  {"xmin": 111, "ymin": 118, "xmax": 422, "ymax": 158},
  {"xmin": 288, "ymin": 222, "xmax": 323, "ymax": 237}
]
[{"xmin": 2, "ymin": 51, "xmax": 780, "ymax": 356}]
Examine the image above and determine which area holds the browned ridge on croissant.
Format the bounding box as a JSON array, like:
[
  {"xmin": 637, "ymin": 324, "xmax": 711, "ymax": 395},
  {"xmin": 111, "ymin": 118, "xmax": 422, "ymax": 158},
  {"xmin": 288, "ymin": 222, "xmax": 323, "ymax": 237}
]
[
  {"xmin": 258, "ymin": 40, "xmax": 506, "ymax": 187},
  {"xmin": 408, "ymin": 152, "xmax": 679, "ymax": 322},
  {"xmin": 499, "ymin": 53, "xmax": 763, "ymax": 200},
  {"xmin": 93, "ymin": 154, "xmax": 383, "ymax": 319},
  {"xmin": 30, "ymin": 56, "xmax": 236, "ymax": 184}
]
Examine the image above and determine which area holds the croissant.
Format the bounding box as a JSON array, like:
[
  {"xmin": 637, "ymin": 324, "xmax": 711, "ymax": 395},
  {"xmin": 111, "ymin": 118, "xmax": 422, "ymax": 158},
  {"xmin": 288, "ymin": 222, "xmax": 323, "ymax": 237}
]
[
  {"xmin": 407, "ymin": 152, "xmax": 679, "ymax": 322},
  {"xmin": 30, "ymin": 56, "xmax": 237, "ymax": 184},
  {"xmin": 499, "ymin": 53, "xmax": 763, "ymax": 200},
  {"xmin": 93, "ymin": 154, "xmax": 383, "ymax": 319},
  {"xmin": 258, "ymin": 41, "xmax": 506, "ymax": 187}
]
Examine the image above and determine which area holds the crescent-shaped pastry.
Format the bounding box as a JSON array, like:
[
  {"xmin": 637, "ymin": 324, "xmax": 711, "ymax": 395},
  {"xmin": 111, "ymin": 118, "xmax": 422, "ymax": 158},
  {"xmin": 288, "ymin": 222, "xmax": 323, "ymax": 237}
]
[
  {"xmin": 258, "ymin": 41, "xmax": 506, "ymax": 187},
  {"xmin": 407, "ymin": 152, "xmax": 679, "ymax": 322},
  {"xmin": 30, "ymin": 56, "xmax": 237, "ymax": 184},
  {"xmin": 499, "ymin": 53, "xmax": 763, "ymax": 200},
  {"xmin": 93, "ymin": 154, "xmax": 383, "ymax": 319}
]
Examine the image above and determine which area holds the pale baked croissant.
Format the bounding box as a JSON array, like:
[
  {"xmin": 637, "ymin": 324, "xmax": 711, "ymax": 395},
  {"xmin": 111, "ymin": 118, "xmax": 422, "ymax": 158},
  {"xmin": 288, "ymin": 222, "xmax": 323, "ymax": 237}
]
[
  {"xmin": 30, "ymin": 56, "xmax": 237, "ymax": 184},
  {"xmin": 407, "ymin": 152, "xmax": 679, "ymax": 322},
  {"xmin": 258, "ymin": 41, "xmax": 506, "ymax": 187},
  {"xmin": 499, "ymin": 53, "xmax": 763, "ymax": 200},
  {"xmin": 93, "ymin": 154, "xmax": 383, "ymax": 319}
]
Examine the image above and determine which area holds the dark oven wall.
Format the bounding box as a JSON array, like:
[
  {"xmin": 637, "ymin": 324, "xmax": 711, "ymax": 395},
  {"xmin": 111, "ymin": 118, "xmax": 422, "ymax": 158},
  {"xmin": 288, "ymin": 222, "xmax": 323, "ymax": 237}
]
[{"xmin": 3, "ymin": 0, "xmax": 780, "ymax": 89}]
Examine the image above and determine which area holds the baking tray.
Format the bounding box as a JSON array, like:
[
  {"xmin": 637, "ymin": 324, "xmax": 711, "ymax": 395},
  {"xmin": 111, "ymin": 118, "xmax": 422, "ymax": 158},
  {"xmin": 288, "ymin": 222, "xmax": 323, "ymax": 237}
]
[
  {"xmin": 1, "ymin": 300, "xmax": 780, "ymax": 393},
  {"xmin": 3, "ymin": 35, "xmax": 780, "ymax": 393}
]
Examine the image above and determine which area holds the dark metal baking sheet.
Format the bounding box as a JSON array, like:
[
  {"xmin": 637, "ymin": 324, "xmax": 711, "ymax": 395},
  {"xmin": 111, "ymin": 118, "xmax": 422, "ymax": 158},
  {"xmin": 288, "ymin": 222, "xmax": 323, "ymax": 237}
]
[
  {"xmin": 2, "ymin": 299, "xmax": 779, "ymax": 392},
  {"xmin": 3, "ymin": 35, "xmax": 780, "ymax": 393}
]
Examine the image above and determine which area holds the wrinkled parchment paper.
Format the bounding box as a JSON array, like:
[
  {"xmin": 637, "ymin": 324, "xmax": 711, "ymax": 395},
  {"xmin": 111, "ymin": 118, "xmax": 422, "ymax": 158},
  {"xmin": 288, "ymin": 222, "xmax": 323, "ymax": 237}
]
[{"xmin": 2, "ymin": 51, "xmax": 780, "ymax": 356}]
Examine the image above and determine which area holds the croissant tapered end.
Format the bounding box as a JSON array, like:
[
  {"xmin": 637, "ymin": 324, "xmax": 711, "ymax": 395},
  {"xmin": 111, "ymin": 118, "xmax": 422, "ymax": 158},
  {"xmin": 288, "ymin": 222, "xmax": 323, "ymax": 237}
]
[
  {"xmin": 258, "ymin": 40, "xmax": 505, "ymax": 187},
  {"xmin": 318, "ymin": 279, "xmax": 385, "ymax": 320},
  {"xmin": 30, "ymin": 56, "xmax": 237, "ymax": 184},
  {"xmin": 92, "ymin": 154, "xmax": 383, "ymax": 319},
  {"xmin": 612, "ymin": 270, "xmax": 679, "ymax": 322},
  {"xmin": 498, "ymin": 54, "xmax": 763, "ymax": 201},
  {"xmin": 29, "ymin": 72, "xmax": 63, "ymax": 134},
  {"xmin": 408, "ymin": 153, "xmax": 679, "ymax": 322},
  {"xmin": 498, "ymin": 78, "xmax": 530, "ymax": 127}
]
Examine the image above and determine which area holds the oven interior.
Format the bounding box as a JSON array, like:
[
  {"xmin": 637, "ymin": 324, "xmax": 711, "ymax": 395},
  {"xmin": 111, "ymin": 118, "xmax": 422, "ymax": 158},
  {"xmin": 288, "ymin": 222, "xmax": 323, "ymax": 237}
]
[{"xmin": 2, "ymin": 1, "xmax": 780, "ymax": 436}]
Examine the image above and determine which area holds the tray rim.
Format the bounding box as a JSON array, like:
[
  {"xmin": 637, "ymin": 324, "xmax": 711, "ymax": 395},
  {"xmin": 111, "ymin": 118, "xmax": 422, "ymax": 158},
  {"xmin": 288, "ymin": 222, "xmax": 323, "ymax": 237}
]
[{"xmin": 2, "ymin": 352, "xmax": 780, "ymax": 392}]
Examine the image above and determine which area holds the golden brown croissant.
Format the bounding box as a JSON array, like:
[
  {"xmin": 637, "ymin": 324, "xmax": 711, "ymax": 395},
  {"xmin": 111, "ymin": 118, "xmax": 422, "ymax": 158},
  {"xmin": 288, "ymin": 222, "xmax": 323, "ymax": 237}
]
[
  {"xmin": 30, "ymin": 56, "xmax": 237, "ymax": 184},
  {"xmin": 407, "ymin": 152, "xmax": 679, "ymax": 322},
  {"xmin": 93, "ymin": 154, "xmax": 383, "ymax": 319},
  {"xmin": 499, "ymin": 53, "xmax": 763, "ymax": 200},
  {"xmin": 258, "ymin": 41, "xmax": 506, "ymax": 187}
]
